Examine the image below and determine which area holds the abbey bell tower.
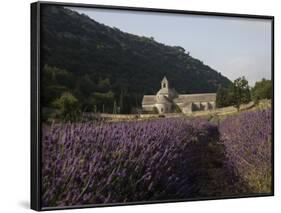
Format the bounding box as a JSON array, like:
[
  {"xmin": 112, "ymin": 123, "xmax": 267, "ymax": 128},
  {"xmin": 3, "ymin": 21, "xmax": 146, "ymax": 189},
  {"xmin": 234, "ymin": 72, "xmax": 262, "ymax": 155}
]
[{"xmin": 161, "ymin": 76, "xmax": 169, "ymax": 89}]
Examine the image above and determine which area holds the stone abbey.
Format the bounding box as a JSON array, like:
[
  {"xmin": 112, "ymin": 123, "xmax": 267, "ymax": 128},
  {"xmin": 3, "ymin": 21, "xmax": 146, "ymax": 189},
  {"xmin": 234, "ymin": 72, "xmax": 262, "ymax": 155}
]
[{"xmin": 142, "ymin": 77, "xmax": 216, "ymax": 114}]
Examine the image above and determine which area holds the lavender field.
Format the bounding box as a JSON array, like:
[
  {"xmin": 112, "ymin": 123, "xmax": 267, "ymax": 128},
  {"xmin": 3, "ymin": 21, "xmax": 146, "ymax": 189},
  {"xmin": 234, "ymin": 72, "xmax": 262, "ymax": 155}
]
[
  {"xmin": 220, "ymin": 109, "xmax": 272, "ymax": 193},
  {"xmin": 42, "ymin": 109, "xmax": 272, "ymax": 207}
]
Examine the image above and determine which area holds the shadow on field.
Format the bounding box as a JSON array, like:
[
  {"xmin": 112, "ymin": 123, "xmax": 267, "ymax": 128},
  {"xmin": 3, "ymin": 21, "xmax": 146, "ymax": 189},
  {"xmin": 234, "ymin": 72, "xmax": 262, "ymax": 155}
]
[{"xmin": 191, "ymin": 126, "xmax": 251, "ymax": 198}]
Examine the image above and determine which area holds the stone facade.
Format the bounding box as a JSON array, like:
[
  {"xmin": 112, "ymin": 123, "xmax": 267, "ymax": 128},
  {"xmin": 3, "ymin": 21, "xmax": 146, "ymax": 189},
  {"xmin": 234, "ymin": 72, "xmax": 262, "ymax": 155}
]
[{"xmin": 142, "ymin": 77, "xmax": 216, "ymax": 114}]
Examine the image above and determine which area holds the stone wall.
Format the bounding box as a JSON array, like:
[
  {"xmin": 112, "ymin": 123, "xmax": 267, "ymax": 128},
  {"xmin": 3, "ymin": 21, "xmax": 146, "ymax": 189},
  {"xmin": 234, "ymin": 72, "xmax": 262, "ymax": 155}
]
[
  {"xmin": 142, "ymin": 104, "xmax": 155, "ymax": 112},
  {"xmin": 84, "ymin": 102, "xmax": 255, "ymax": 122},
  {"xmin": 179, "ymin": 101, "xmax": 216, "ymax": 113}
]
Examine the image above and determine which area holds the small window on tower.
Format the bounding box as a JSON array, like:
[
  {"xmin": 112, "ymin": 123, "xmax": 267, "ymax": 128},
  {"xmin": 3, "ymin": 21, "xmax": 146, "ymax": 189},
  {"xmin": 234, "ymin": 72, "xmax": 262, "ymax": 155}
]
[{"xmin": 163, "ymin": 83, "xmax": 166, "ymax": 88}]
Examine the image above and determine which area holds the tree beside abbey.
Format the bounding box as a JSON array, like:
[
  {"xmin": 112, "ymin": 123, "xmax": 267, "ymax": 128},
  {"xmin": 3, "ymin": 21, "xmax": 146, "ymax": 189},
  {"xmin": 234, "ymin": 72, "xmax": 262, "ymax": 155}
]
[{"xmin": 216, "ymin": 77, "xmax": 272, "ymax": 111}]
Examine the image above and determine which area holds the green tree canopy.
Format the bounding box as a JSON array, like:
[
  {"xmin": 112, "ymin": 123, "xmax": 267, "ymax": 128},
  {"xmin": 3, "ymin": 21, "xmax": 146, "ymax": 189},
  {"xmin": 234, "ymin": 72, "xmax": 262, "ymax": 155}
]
[
  {"xmin": 89, "ymin": 91, "xmax": 114, "ymax": 113},
  {"xmin": 232, "ymin": 76, "xmax": 251, "ymax": 110},
  {"xmin": 251, "ymin": 79, "xmax": 272, "ymax": 102},
  {"xmin": 53, "ymin": 92, "xmax": 80, "ymax": 122},
  {"xmin": 216, "ymin": 76, "xmax": 251, "ymax": 110},
  {"xmin": 216, "ymin": 85, "xmax": 231, "ymax": 108}
]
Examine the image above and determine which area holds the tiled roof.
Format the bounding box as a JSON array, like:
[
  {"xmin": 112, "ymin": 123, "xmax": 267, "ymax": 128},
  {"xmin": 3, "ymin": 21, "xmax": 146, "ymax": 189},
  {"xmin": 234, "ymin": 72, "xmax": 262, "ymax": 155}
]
[
  {"xmin": 173, "ymin": 93, "xmax": 216, "ymax": 103},
  {"xmin": 142, "ymin": 95, "xmax": 156, "ymax": 105}
]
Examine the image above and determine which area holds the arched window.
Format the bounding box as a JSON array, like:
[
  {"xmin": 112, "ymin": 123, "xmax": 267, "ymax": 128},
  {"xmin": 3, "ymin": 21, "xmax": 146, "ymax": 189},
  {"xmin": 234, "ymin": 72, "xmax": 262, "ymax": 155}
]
[{"xmin": 163, "ymin": 83, "xmax": 166, "ymax": 88}]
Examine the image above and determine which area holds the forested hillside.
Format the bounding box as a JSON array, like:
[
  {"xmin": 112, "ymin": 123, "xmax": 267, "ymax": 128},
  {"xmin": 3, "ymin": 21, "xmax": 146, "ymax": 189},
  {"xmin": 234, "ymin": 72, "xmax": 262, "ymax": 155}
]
[{"xmin": 41, "ymin": 5, "xmax": 231, "ymax": 113}]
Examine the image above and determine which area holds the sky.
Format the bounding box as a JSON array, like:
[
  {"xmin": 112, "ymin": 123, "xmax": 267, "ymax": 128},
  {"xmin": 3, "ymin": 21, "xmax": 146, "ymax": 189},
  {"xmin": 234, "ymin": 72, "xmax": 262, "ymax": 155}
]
[{"xmin": 67, "ymin": 7, "xmax": 272, "ymax": 86}]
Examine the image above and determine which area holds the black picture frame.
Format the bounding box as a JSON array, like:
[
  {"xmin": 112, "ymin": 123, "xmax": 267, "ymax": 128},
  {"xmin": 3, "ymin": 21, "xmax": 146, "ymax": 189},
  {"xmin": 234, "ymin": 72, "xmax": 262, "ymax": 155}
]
[{"xmin": 31, "ymin": 1, "xmax": 274, "ymax": 211}]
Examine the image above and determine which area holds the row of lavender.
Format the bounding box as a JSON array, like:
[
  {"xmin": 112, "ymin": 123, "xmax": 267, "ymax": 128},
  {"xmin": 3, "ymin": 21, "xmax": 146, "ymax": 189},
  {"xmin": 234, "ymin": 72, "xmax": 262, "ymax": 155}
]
[
  {"xmin": 42, "ymin": 118, "xmax": 219, "ymax": 206},
  {"xmin": 42, "ymin": 108, "xmax": 272, "ymax": 207},
  {"xmin": 219, "ymin": 108, "xmax": 272, "ymax": 193}
]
